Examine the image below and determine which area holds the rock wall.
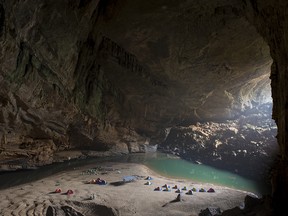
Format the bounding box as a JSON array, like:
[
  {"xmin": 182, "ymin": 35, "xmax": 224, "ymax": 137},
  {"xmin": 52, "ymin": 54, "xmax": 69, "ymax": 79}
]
[
  {"xmin": 0, "ymin": 0, "xmax": 280, "ymax": 191},
  {"xmin": 161, "ymin": 103, "xmax": 278, "ymax": 183},
  {"xmin": 0, "ymin": 0, "xmax": 154, "ymax": 169},
  {"xmin": 243, "ymin": 0, "xmax": 288, "ymax": 214}
]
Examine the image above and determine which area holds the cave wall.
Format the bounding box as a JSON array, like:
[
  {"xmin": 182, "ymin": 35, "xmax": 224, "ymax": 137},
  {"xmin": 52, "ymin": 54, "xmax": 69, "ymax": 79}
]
[
  {"xmin": 101, "ymin": 0, "xmax": 273, "ymax": 120},
  {"xmin": 0, "ymin": 0, "xmax": 278, "ymax": 174},
  {"xmin": 0, "ymin": 0, "xmax": 153, "ymax": 168},
  {"xmin": 243, "ymin": 0, "xmax": 288, "ymax": 213}
]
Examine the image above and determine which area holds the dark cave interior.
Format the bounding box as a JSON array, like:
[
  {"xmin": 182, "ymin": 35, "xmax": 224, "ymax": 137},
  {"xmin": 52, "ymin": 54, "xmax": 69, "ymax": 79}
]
[{"xmin": 0, "ymin": 0, "xmax": 288, "ymax": 215}]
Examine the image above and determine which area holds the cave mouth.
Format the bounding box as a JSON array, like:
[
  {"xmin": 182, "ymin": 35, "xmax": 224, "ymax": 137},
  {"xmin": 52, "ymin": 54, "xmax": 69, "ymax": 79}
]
[
  {"xmin": 98, "ymin": 0, "xmax": 279, "ymax": 196},
  {"xmin": 149, "ymin": 4, "xmax": 280, "ymax": 192},
  {"xmin": 159, "ymin": 80, "xmax": 279, "ymax": 195}
]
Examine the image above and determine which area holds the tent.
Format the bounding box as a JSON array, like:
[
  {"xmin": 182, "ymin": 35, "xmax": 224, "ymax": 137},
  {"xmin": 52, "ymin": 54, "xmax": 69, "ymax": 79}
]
[
  {"xmin": 145, "ymin": 181, "xmax": 152, "ymax": 185},
  {"xmin": 175, "ymin": 189, "xmax": 181, "ymax": 193},
  {"xmin": 207, "ymin": 188, "xmax": 215, "ymax": 193},
  {"xmin": 199, "ymin": 188, "xmax": 206, "ymax": 192},
  {"xmin": 172, "ymin": 185, "xmax": 178, "ymax": 189},
  {"xmin": 154, "ymin": 186, "xmax": 162, "ymax": 191},
  {"xmin": 145, "ymin": 176, "xmax": 153, "ymax": 180}
]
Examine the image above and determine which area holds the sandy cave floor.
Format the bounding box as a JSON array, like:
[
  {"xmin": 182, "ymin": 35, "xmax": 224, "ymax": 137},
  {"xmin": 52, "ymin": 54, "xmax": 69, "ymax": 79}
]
[{"xmin": 0, "ymin": 162, "xmax": 256, "ymax": 216}]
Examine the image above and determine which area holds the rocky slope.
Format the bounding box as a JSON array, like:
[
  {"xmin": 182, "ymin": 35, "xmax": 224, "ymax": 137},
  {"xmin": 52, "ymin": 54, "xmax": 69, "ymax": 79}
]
[{"xmin": 160, "ymin": 103, "xmax": 278, "ymax": 182}]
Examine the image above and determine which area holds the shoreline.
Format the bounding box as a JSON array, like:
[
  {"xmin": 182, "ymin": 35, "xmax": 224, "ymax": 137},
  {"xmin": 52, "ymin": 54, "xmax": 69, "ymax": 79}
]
[
  {"xmin": 0, "ymin": 161, "xmax": 256, "ymax": 216},
  {"xmin": 0, "ymin": 152, "xmax": 265, "ymax": 196},
  {"xmin": 142, "ymin": 163, "xmax": 259, "ymax": 197}
]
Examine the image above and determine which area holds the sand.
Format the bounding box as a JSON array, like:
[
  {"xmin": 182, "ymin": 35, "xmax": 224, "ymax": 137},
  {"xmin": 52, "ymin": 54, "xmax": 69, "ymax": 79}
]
[{"xmin": 0, "ymin": 161, "xmax": 256, "ymax": 216}]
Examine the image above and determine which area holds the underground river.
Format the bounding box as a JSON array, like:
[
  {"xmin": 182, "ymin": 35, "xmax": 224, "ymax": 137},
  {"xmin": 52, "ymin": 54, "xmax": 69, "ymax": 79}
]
[{"xmin": 0, "ymin": 152, "xmax": 270, "ymax": 196}]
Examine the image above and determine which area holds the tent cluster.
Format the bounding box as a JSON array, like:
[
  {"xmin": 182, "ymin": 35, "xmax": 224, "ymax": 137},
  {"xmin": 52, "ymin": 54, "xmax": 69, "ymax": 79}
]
[
  {"xmin": 154, "ymin": 183, "xmax": 215, "ymax": 195},
  {"xmin": 143, "ymin": 176, "xmax": 216, "ymax": 196},
  {"xmin": 153, "ymin": 184, "xmax": 171, "ymax": 192}
]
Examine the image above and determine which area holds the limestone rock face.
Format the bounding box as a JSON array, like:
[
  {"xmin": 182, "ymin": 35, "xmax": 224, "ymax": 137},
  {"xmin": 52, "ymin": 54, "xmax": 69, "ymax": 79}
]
[
  {"xmin": 160, "ymin": 103, "xmax": 278, "ymax": 182},
  {"xmin": 0, "ymin": 0, "xmax": 275, "ymax": 169},
  {"xmin": 242, "ymin": 0, "xmax": 288, "ymax": 214},
  {"xmin": 101, "ymin": 0, "xmax": 272, "ymax": 121}
]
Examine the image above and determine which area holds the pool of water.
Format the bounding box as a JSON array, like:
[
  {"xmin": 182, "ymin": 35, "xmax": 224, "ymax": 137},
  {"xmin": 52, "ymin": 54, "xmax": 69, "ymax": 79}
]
[
  {"xmin": 139, "ymin": 153, "xmax": 268, "ymax": 195},
  {"xmin": 0, "ymin": 152, "xmax": 270, "ymax": 195}
]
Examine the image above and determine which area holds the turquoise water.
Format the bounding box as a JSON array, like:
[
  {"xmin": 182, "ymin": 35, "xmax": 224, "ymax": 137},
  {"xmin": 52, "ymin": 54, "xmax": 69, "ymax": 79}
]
[
  {"xmin": 0, "ymin": 152, "xmax": 269, "ymax": 195},
  {"xmin": 139, "ymin": 153, "xmax": 266, "ymax": 195}
]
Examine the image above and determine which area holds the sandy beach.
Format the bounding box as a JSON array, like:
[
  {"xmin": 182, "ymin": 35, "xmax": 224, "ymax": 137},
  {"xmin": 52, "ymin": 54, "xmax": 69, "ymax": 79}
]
[{"xmin": 0, "ymin": 161, "xmax": 255, "ymax": 216}]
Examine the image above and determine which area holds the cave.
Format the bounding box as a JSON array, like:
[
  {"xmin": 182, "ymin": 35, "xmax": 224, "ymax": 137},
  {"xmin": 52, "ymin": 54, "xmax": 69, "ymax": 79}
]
[{"xmin": 0, "ymin": 0, "xmax": 287, "ymax": 215}]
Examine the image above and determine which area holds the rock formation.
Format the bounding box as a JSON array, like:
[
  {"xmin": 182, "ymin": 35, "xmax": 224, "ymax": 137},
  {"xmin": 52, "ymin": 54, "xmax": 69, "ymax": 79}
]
[
  {"xmin": 0, "ymin": 0, "xmax": 273, "ymax": 165},
  {"xmin": 242, "ymin": 0, "xmax": 288, "ymax": 214},
  {"xmin": 160, "ymin": 103, "xmax": 278, "ymax": 184}
]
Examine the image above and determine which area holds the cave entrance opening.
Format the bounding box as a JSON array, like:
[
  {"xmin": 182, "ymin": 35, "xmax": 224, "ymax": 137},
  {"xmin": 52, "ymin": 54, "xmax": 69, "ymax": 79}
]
[{"xmin": 158, "ymin": 19, "xmax": 279, "ymax": 196}]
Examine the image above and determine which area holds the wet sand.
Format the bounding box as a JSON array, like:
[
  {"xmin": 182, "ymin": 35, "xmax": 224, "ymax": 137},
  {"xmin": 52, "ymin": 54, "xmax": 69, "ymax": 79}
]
[{"xmin": 0, "ymin": 162, "xmax": 256, "ymax": 216}]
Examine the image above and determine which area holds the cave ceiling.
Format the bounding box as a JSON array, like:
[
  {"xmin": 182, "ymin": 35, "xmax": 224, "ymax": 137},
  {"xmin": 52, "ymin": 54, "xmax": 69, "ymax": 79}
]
[{"xmin": 98, "ymin": 0, "xmax": 272, "ymax": 121}]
